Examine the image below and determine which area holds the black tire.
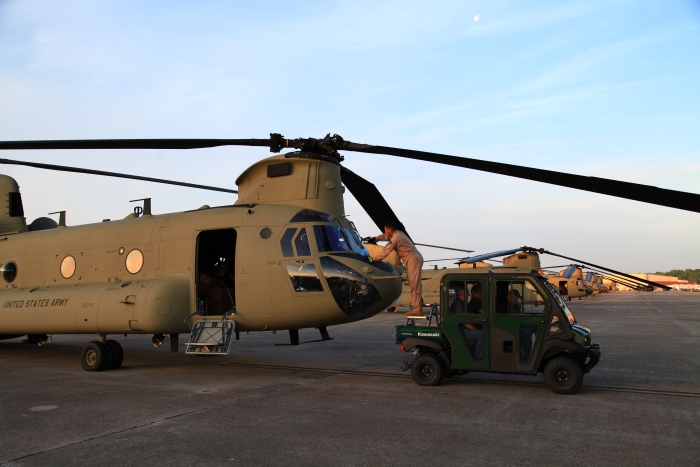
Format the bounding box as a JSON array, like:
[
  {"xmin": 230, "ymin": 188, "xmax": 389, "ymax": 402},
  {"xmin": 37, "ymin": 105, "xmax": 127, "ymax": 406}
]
[
  {"xmin": 411, "ymin": 354, "xmax": 443, "ymax": 386},
  {"xmin": 543, "ymin": 357, "xmax": 583, "ymax": 395},
  {"xmin": 105, "ymin": 340, "xmax": 124, "ymax": 369},
  {"xmin": 81, "ymin": 341, "xmax": 111, "ymax": 372}
]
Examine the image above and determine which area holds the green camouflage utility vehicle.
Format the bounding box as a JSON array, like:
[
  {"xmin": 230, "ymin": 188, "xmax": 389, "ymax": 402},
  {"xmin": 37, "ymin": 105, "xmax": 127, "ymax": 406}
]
[{"xmin": 396, "ymin": 268, "xmax": 600, "ymax": 394}]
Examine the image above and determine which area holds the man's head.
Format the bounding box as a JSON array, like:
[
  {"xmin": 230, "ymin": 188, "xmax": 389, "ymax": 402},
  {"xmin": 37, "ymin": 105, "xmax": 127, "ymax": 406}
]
[
  {"xmin": 454, "ymin": 286, "xmax": 465, "ymax": 299},
  {"xmin": 383, "ymin": 220, "xmax": 400, "ymax": 238},
  {"xmin": 508, "ymin": 289, "xmax": 521, "ymax": 303},
  {"xmin": 471, "ymin": 283, "xmax": 483, "ymax": 299}
]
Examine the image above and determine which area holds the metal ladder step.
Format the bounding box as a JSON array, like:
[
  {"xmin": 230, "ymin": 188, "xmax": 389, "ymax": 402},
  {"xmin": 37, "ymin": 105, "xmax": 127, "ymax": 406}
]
[{"xmin": 185, "ymin": 319, "xmax": 235, "ymax": 355}]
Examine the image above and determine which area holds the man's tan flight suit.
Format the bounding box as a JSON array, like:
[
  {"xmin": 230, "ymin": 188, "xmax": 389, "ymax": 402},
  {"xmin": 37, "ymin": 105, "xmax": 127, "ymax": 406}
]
[{"xmin": 373, "ymin": 231, "xmax": 424, "ymax": 315}]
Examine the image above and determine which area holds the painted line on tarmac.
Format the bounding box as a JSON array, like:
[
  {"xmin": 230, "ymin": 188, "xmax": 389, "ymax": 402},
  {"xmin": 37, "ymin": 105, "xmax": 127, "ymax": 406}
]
[{"xmin": 219, "ymin": 361, "xmax": 700, "ymax": 398}]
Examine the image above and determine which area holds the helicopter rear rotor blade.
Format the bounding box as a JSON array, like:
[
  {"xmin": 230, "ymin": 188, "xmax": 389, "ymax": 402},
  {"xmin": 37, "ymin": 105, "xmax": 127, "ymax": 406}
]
[
  {"xmin": 2, "ymin": 133, "xmax": 699, "ymax": 213},
  {"xmin": 0, "ymin": 158, "xmax": 238, "ymax": 194},
  {"xmin": 335, "ymin": 138, "xmax": 700, "ymax": 214}
]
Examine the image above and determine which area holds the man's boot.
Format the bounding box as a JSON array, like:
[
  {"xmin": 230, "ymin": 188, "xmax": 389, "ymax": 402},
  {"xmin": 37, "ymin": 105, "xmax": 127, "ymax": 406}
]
[{"xmin": 406, "ymin": 309, "xmax": 423, "ymax": 317}]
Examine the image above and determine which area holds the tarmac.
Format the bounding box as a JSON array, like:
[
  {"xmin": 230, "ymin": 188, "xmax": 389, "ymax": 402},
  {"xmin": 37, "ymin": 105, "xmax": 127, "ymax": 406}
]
[{"xmin": 0, "ymin": 291, "xmax": 698, "ymax": 466}]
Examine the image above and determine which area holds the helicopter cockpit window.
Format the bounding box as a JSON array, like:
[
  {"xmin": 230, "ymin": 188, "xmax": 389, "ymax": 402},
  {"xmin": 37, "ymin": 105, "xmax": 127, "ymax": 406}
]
[
  {"xmin": 290, "ymin": 210, "xmax": 333, "ymax": 223},
  {"xmin": 280, "ymin": 228, "xmax": 297, "ymax": 257},
  {"xmin": 196, "ymin": 229, "xmax": 237, "ymax": 315},
  {"xmin": 295, "ymin": 228, "xmax": 311, "ymax": 256},
  {"xmin": 343, "ymin": 227, "xmax": 370, "ymax": 257},
  {"xmin": 313, "ymin": 225, "xmax": 352, "ymax": 253},
  {"xmin": 286, "ymin": 264, "xmax": 324, "ymax": 292}
]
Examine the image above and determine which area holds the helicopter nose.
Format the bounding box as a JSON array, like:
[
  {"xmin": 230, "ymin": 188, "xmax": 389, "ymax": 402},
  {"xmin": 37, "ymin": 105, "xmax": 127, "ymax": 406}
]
[{"xmin": 318, "ymin": 255, "xmax": 402, "ymax": 319}]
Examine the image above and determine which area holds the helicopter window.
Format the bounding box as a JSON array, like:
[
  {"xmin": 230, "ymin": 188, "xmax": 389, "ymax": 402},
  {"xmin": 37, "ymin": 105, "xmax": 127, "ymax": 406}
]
[
  {"xmin": 1, "ymin": 262, "xmax": 17, "ymax": 283},
  {"xmin": 313, "ymin": 225, "xmax": 352, "ymax": 253},
  {"xmin": 295, "ymin": 228, "xmax": 311, "ymax": 256},
  {"xmin": 125, "ymin": 249, "xmax": 144, "ymax": 274},
  {"xmin": 285, "ymin": 264, "xmax": 324, "ymax": 292},
  {"xmin": 60, "ymin": 256, "xmax": 76, "ymax": 279},
  {"xmin": 281, "ymin": 228, "xmax": 297, "ymax": 257},
  {"xmin": 342, "ymin": 228, "xmax": 370, "ymax": 257},
  {"xmin": 290, "ymin": 210, "xmax": 333, "ymax": 223},
  {"xmin": 196, "ymin": 229, "xmax": 237, "ymax": 315}
]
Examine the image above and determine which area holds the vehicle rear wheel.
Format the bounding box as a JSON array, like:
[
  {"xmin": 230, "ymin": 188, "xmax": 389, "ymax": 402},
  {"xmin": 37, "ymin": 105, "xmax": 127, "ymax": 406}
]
[
  {"xmin": 411, "ymin": 354, "xmax": 443, "ymax": 386},
  {"xmin": 105, "ymin": 340, "xmax": 124, "ymax": 369},
  {"xmin": 543, "ymin": 357, "xmax": 583, "ymax": 394},
  {"xmin": 81, "ymin": 341, "xmax": 111, "ymax": 372}
]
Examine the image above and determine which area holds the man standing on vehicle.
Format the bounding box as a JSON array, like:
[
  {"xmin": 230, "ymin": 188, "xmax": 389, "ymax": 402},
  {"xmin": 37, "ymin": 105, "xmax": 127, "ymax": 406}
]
[{"xmin": 366, "ymin": 221, "xmax": 424, "ymax": 317}]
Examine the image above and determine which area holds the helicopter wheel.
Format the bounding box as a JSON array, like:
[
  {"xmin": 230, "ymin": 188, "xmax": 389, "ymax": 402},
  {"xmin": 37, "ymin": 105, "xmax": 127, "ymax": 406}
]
[
  {"xmin": 105, "ymin": 340, "xmax": 124, "ymax": 370},
  {"xmin": 81, "ymin": 341, "xmax": 112, "ymax": 372}
]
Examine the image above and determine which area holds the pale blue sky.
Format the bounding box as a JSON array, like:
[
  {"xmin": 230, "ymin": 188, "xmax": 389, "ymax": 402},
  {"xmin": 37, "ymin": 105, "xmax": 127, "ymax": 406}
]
[{"xmin": 0, "ymin": 0, "xmax": 698, "ymax": 271}]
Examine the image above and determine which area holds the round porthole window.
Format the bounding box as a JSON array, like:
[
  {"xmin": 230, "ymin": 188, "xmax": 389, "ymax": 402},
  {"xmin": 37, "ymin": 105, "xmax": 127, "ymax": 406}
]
[
  {"xmin": 1, "ymin": 262, "xmax": 17, "ymax": 283},
  {"xmin": 60, "ymin": 256, "xmax": 76, "ymax": 279},
  {"xmin": 125, "ymin": 249, "xmax": 144, "ymax": 274},
  {"xmin": 260, "ymin": 228, "xmax": 272, "ymax": 239}
]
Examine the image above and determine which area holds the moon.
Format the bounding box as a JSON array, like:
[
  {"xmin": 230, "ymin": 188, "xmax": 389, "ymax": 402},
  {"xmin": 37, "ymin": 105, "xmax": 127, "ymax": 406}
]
[{"xmin": 474, "ymin": 14, "xmax": 480, "ymax": 22}]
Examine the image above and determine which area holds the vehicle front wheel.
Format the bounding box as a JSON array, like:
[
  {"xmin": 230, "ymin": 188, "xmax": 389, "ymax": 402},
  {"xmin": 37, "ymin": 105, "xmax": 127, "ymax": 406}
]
[
  {"xmin": 411, "ymin": 354, "xmax": 443, "ymax": 386},
  {"xmin": 81, "ymin": 341, "xmax": 111, "ymax": 372},
  {"xmin": 543, "ymin": 357, "xmax": 583, "ymax": 394}
]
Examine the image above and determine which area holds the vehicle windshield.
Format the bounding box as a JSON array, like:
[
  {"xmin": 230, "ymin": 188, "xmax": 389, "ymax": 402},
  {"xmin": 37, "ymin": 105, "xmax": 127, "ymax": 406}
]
[
  {"xmin": 313, "ymin": 225, "xmax": 369, "ymax": 257},
  {"xmin": 542, "ymin": 279, "xmax": 577, "ymax": 325}
]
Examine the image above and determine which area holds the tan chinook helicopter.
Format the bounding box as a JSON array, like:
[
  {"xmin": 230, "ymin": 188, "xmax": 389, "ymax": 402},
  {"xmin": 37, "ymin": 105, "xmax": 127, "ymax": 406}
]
[{"xmin": 0, "ymin": 133, "xmax": 695, "ymax": 371}]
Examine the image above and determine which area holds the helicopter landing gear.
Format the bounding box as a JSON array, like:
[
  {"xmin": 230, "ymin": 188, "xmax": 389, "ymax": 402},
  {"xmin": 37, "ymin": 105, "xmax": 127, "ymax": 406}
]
[
  {"xmin": 170, "ymin": 334, "xmax": 179, "ymax": 352},
  {"xmin": 81, "ymin": 338, "xmax": 124, "ymax": 371},
  {"xmin": 81, "ymin": 341, "xmax": 111, "ymax": 371},
  {"xmin": 289, "ymin": 329, "xmax": 299, "ymax": 345}
]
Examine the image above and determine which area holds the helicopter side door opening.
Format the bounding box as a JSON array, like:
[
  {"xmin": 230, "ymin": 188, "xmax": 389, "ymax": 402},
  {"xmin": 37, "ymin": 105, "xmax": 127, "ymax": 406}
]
[{"xmin": 196, "ymin": 229, "xmax": 237, "ymax": 316}]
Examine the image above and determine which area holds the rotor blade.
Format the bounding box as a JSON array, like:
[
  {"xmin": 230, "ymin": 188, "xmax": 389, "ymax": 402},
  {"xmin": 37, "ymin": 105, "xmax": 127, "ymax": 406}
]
[
  {"xmin": 414, "ymin": 243, "xmax": 474, "ymax": 253},
  {"xmin": 336, "ymin": 139, "xmax": 700, "ymax": 213},
  {"xmin": 596, "ymin": 273, "xmax": 648, "ymax": 290},
  {"xmin": 0, "ymin": 138, "xmax": 276, "ymax": 151},
  {"xmin": 592, "ymin": 272, "xmax": 646, "ymax": 290},
  {"xmin": 458, "ymin": 247, "xmax": 524, "ymax": 264},
  {"xmin": 531, "ymin": 248, "xmax": 671, "ymax": 290},
  {"xmin": 582, "ymin": 265, "xmax": 657, "ymax": 289},
  {"xmin": 0, "ymin": 158, "xmax": 238, "ymax": 194},
  {"xmin": 339, "ymin": 166, "xmax": 410, "ymax": 240},
  {"xmin": 541, "ymin": 265, "xmax": 573, "ymax": 270},
  {"xmin": 423, "ymin": 257, "xmax": 468, "ymax": 263}
]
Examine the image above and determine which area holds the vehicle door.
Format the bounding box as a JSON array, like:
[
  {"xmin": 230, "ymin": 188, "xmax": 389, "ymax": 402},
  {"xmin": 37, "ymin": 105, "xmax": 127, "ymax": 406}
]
[
  {"xmin": 490, "ymin": 276, "xmax": 550, "ymax": 373},
  {"xmin": 441, "ymin": 275, "xmax": 489, "ymax": 370}
]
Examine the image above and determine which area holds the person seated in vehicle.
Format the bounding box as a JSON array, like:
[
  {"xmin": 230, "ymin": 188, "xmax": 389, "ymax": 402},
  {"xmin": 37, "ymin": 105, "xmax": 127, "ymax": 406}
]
[
  {"xmin": 449, "ymin": 286, "xmax": 467, "ymax": 313},
  {"xmin": 466, "ymin": 283, "xmax": 483, "ymax": 314},
  {"xmin": 455, "ymin": 284, "xmax": 484, "ymax": 359},
  {"xmin": 496, "ymin": 287, "xmax": 522, "ymax": 314}
]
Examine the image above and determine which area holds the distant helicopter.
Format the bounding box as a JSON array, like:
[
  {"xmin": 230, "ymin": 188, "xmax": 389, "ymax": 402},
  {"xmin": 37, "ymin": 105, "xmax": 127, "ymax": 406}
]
[
  {"xmin": 363, "ymin": 245, "xmax": 670, "ymax": 308},
  {"xmin": 0, "ymin": 133, "xmax": 693, "ymax": 371}
]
